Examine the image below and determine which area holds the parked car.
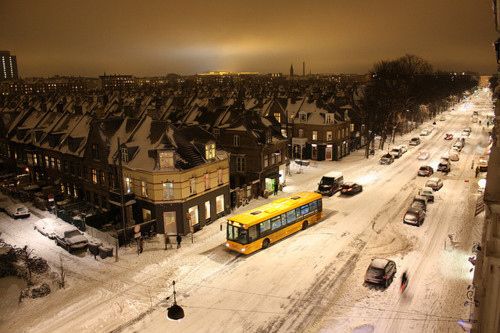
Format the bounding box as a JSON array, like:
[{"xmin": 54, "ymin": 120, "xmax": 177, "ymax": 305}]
[
  {"xmin": 453, "ymin": 141, "xmax": 463, "ymax": 152},
  {"xmin": 409, "ymin": 137, "xmax": 421, "ymax": 146},
  {"xmin": 478, "ymin": 155, "xmax": 489, "ymax": 172},
  {"xmin": 417, "ymin": 150, "xmax": 430, "ymax": 160},
  {"xmin": 404, "ymin": 207, "xmax": 426, "ymax": 226},
  {"xmin": 444, "ymin": 133, "xmax": 453, "ymax": 140},
  {"xmin": 418, "ymin": 187, "xmax": 435, "ymax": 203},
  {"xmin": 398, "ymin": 145, "xmax": 408, "ymax": 154},
  {"xmin": 364, "ymin": 258, "xmax": 397, "ymax": 288},
  {"xmin": 420, "ymin": 129, "xmax": 430, "ymax": 136},
  {"xmin": 418, "ymin": 165, "xmax": 434, "ymax": 177},
  {"xmin": 448, "ymin": 150, "xmax": 460, "ymax": 161},
  {"xmin": 55, "ymin": 227, "xmax": 89, "ymax": 252},
  {"xmin": 426, "ymin": 177, "xmax": 443, "ymax": 191},
  {"xmin": 380, "ymin": 154, "xmax": 394, "ymax": 165},
  {"xmin": 437, "ymin": 160, "xmax": 451, "ymax": 173},
  {"xmin": 5, "ymin": 204, "xmax": 30, "ymax": 219},
  {"xmin": 340, "ymin": 182, "xmax": 363, "ymax": 195},
  {"xmin": 317, "ymin": 171, "xmax": 344, "ymax": 196},
  {"xmin": 411, "ymin": 195, "xmax": 428, "ymax": 211},
  {"xmin": 389, "ymin": 147, "xmax": 402, "ymax": 159},
  {"xmin": 463, "ymin": 127, "xmax": 472, "ymax": 134}
]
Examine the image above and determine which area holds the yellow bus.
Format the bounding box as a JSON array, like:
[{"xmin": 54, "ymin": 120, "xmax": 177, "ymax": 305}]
[{"xmin": 225, "ymin": 192, "xmax": 323, "ymax": 254}]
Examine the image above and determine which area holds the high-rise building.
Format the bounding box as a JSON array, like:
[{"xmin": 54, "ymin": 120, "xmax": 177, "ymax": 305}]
[
  {"xmin": 289, "ymin": 64, "xmax": 294, "ymax": 77},
  {"xmin": 0, "ymin": 51, "xmax": 18, "ymax": 81}
]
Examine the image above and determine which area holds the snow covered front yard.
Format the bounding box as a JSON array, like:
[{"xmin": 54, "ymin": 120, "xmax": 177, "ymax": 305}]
[{"xmin": 0, "ymin": 89, "xmax": 493, "ymax": 333}]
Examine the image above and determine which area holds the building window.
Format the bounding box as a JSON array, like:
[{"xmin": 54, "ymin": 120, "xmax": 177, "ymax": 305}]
[
  {"xmin": 264, "ymin": 154, "xmax": 269, "ymax": 168},
  {"xmin": 298, "ymin": 129, "xmax": 304, "ymax": 138},
  {"xmin": 121, "ymin": 147, "xmax": 128, "ymax": 163},
  {"xmin": 350, "ymin": 123, "xmax": 354, "ymax": 132},
  {"xmin": 213, "ymin": 128, "xmax": 220, "ymax": 135},
  {"xmin": 141, "ymin": 181, "xmax": 147, "ymax": 197},
  {"xmin": 189, "ymin": 177, "xmax": 196, "ymax": 195},
  {"xmin": 124, "ymin": 177, "xmax": 131, "ymax": 193},
  {"xmin": 216, "ymin": 195, "xmax": 224, "ymax": 214},
  {"xmin": 312, "ymin": 131, "xmax": 318, "ymax": 140},
  {"xmin": 299, "ymin": 112, "xmax": 307, "ymax": 122},
  {"xmin": 50, "ymin": 157, "xmax": 55, "ymax": 168},
  {"xmin": 163, "ymin": 181, "xmax": 173, "ymax": 200},
  {"xmin": 325, "ymin": 113, "xmax": 334, "ymax": 124},
  {"xmin": 236, "ymin": 156, "xmax": 245, "ymax": 172},
  {"xmin": 205, "ymin": 201, "xmax": 211, "ymax": 220},
  {"xmin": 270, "ymin": 153, "xmax": 275, "ymax": 165},
  {"xmin": 91, "ymin": 144, "xmax": 99, "ymax": 159},
  {"xmin": 233, "ymin": 135, "xmax": 240, "ymax": 147},
  {"xmin": 100, "ymin": 170, "xmax": 105, "ymax": 184},
  {"xmin": 326, "ymin": 131, "xmax": 333, "ymax": 141},
  {"xmin": 56, "ymin": 159, "xmax": 61, "ymax": 171},
  {"xmin": 218, "ymin": 169, "xmax": 223, "ymax": 185},
  {"xmin": 204, "ymin": 173, "xmax": 210, "ymax": 190},
  {"xmin": 274, "ymin": 113, "xmax": 281, "ymax": 123},
  {"xmin": 60, "ymin": 184, "xmax": 65, "ymax": 194},
  {"xmin": 45, "ymin": 156, "xmax": 49, "ymax": 168},
  {"xmin": 281, "ymin": 129, "xmax": 287, "ymax": 138},
  {"xmin": 276, "ymin": 151, "xmax": 282, "ymax": 164},
  {"xmin": 205, "ymin": 143, "xmax": 216, "ymax": 160},
  {"xmin": 159, "ymin": 150, "xmax": 174, "ymax": 168},
  {"xmin": 33, "ymin": 154, "xmax": 38, "ymax": 166},
  {"xmin": 91, "ymin": 169, "xmax": 97, "ymax": 184}
]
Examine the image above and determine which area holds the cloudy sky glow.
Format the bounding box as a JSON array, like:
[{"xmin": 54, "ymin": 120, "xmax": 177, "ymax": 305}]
[{"xmin": 0, "ymin": 0, "xmax": 496, "ymax": 77}]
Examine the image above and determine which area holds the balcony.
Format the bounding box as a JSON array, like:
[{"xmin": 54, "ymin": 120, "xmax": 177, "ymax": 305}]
[{"xmin": 108, "ymin": 188, "xmax": 136, "ymax": 206}]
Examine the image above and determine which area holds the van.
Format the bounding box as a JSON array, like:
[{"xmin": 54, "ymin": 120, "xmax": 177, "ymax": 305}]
[{"xmin": 317, "ymin": 171, "xmax": 344, "ymax": 196}]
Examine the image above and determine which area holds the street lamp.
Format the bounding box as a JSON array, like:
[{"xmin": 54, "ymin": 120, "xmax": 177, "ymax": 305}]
[{"xmin": 166, "ymin": 280, "xmax": 184, "ymax": 321}]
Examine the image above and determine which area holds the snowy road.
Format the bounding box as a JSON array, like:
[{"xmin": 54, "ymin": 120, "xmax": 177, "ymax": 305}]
[{"xmin": 0, "ymin": 89, "xmax": 492, "ymax": 333}]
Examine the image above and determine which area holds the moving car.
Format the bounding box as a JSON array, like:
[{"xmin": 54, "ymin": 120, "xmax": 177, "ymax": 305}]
[
  {"xmin": 5, "ymin": 204, "xmax": 30, "ymax": 219},
  {"xmin": 317, "ymin": 171, "xmax": 344, "ymax": 196},
  {"xmin": 364, "ymin": 258, "xmax": 397, "ymax": 288},
  {"xmin": 409, "ymin": 137, "xmax": 421, "ymax": 146},
  {"xmin": 417, "ymin": 150, "xmax": 430, "ymax": 160},
  {"xmin": 340, "ymin": 182, "xmax": 363, "ymax": 195},
  {"xmin": 437, "ymin": 160, "xmax": 451, "ymax": 173},
  {"xmin": 418, "ymin": 165, "xmax": 434, "ymax": 177},
  {"xmin": 379, "ymin": 153, "xmax": 394, "ymax": 165},
  {"xmin": 418, "ymin": 187, "xmax": 435, "ymax": 203},
  {"xmin": 404, "ymin": 207, "xmax": 426, "ymax": 226},
  {"xmin": 426, "ymin": 177, "xmax": 443, "ymax": 191},
  {"xmin": 55, "ymin": 227, "xmax": 89, "ymax": 252},
  {"xmin": 411, "ymin": 195, "xmax": 428, "ymax": 211},
  {"xmin": 444, "ymin": 133, "xmax": 453, "ymax": 140}
]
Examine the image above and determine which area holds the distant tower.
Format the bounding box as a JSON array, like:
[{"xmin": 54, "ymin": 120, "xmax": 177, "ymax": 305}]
[
  {"xmin": 290, "ymin": 64, "xmax": 294, "ymax": 77},
  {"xmin": 0, "ymin": 51, "xmax": 18, "ymax": 80},
  {"xmin": 302, "ymin": 61, "xmax": 305, "ymax": 76}
]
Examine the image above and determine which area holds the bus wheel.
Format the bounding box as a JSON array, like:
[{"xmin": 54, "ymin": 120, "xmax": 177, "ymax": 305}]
[
  {"xmin": 262, "ymin": 238, "xmax": 270, "ymax": 249},
  {"xmin": 302, "ymin": 221, "xmax": 309, "ymax": 230}
]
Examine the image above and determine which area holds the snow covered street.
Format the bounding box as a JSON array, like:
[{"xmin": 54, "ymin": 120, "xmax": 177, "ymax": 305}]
[{"xmin": 0, "ymin": 89, "xmax": 492, "ymax": 333}]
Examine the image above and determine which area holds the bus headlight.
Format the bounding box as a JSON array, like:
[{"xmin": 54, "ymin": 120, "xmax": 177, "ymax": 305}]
[
  {"xmin": 241, "ymin": 248, "xmax": 246, "ymax": 252},
  {"xmin": 225, "ymin": 243, "xmax": 229, "ymax": 247}
]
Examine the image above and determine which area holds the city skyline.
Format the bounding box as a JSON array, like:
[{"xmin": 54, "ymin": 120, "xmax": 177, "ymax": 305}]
[{"xmin": 0, "ymin": 0, "xmax": 497, "ymax": 77}]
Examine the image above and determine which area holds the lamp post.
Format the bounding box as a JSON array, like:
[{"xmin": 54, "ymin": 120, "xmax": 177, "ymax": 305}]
[{"xmin": 167, "ymin": 280, "xmax": 184, "ymax": 321}]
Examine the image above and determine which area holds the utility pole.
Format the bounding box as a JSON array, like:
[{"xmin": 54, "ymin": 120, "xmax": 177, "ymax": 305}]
[{"xmin": 117, "ymin": 138, "xmax": 127, "ymax": 247}]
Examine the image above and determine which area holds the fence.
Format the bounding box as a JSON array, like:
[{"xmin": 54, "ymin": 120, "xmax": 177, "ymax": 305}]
[
  {"xmin": 475, "ymin": 197, "xmax": 485, "ymax": 216},
  {"xmin": 85, "ymin": 224, "xmax": 117, "ymax": 247}
]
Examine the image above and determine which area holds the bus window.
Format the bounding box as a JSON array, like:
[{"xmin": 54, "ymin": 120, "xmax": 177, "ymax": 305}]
[
  {"xmin": 281, "ymin": 213, "xmax": 288, "ymax": 225},
  {"xmin": 309, "ymin": 201, "xmax": 317, "ymax": 212},
  {"xmin": 286, "ymin": 210, "xmax": 296, "ymax": 224},
  {"xmin": 260, "ymin": 220, "xmax": 271, "ymax": 234},
  {"xmin": 300, "ymin": 204, "xmax": 309, "ymax": 216},
  {"xmin": 295, "ymin": 207, "xmax": 302, "ymax": 218},
  {"xmin": 227, "ymin": 225, "xmax": 248, "ymax": 244},
  {"xmin": 271, "ymin": 216, "xmax": 282, "ymax": 230},
  {"xmin": 248, "ymin": 225, "xmax": 258, "ymax": 242},
  {"xmin": 316, "ymin": 199, "xmax": 322, "ymax": 211}
]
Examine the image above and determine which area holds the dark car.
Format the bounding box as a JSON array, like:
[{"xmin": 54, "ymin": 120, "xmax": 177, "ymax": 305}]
[
  {"xmin": 55, "ymin": 228, "xmax": 89, "ymax": 253},
  {"xmin": 380, "ymin": 154, "xmax": 394, "ymax": 165},
  {"xmin": 317, "ymin": 171, "xmax": 344, "ymax": 196},
  {"xmin": 418, "ymin": 165, "xmax": 434, "ymax": 177},
  {"xmin": 340, "ymin": 182, "xmax": 363, "ymax": 195},
  {"xmin": 364, "ymin": 258, "xmax": 397, "ymax": 288},
  {"xmin": 409, "ymin": 137, "xmax": 421, "ymax": 146},
  {"xmin": 403, "ymin": 207, "xmax": 426, "ymax": 226},
  {"xmin": 437, "ymin": 161, "xmax": 451, "ymax": 173}
]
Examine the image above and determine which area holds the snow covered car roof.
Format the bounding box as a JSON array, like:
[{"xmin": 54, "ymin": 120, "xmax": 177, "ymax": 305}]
[{"xmin": 370, "ymin": 258, "xmax": 389, "ymax": 269}]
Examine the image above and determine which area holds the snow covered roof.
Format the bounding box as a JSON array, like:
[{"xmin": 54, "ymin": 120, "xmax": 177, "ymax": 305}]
[{"xmin": 370, "ymin": 258, "xmax": 389, "ymax": 269}]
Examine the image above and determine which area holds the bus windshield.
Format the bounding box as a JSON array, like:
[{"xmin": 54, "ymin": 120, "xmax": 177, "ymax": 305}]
[{"xmin": 227, "ymin": 224, "xmax": 248, "ymax": 244}]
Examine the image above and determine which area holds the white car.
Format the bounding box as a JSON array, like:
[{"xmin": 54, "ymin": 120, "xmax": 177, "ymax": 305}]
[
  {"xmin": 448, "ymin": 150, "xmax": 460, "ymax": 161},
  {"xmin": 426, "ymin": 177, "xmax": 443, "ymax": 191},
  {"xmin": 419, "ymin": 187, "xmax": 435, "ymax": 203},
  {"xmin": 439, "ymin": 116, "xmax": 446, "ymax": 121},
  {"xmin": 398, "ymin": 145, "xmax": 408, "ymax": 154},
  {"xmin": 420, "ymin": 129, "xmax": 429, "ymax": 136},
  {"xmin": 417, "ymin": 150, "xmax": 430, "ymax": 160},
  {"xmin": 5, "ymin": 204, "xmax": 30, "ymax": 219}
]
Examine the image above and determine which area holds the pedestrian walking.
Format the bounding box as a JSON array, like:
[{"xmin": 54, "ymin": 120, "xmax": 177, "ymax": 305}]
[
  {"xmin": 164, "ymin": 234, "xmax": 171, "ymax": 250},
  {"xmin": 273, "ymin": 181, "xmax": 279, "ymax": 196},
  {"xmin": 139, "ymin": 237, "xmax": 144, "ymax": 254},
  {"xmin": 475, "ymin": 167, "xmax": 480, "ymax": 178},
  {"xmin": 176, "ymin": 234, "xmax": 182, "ymax": 249}
]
